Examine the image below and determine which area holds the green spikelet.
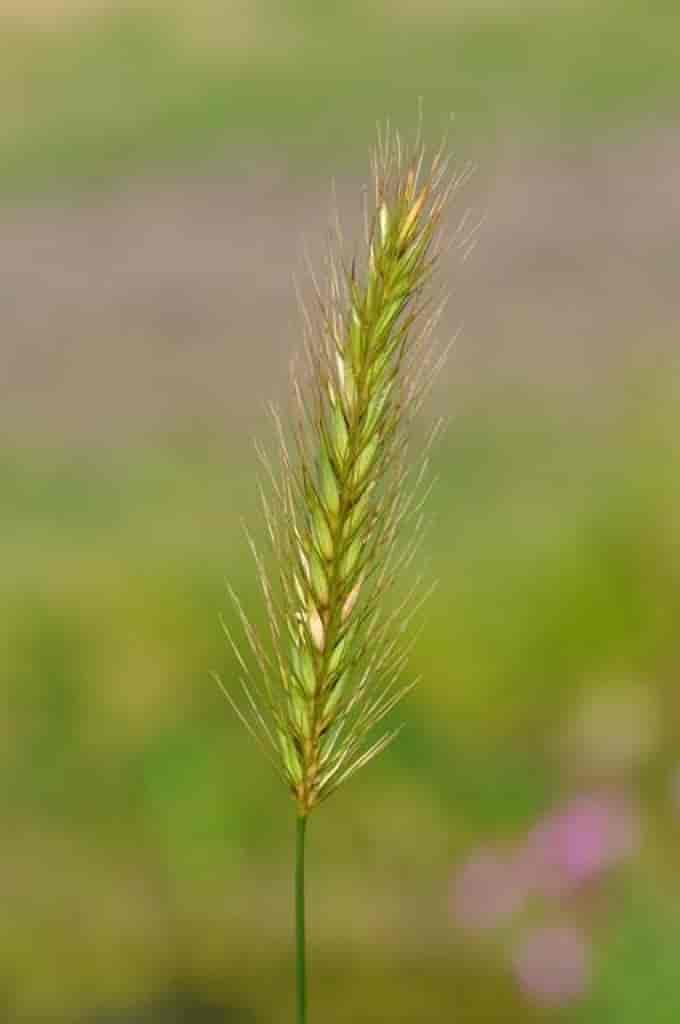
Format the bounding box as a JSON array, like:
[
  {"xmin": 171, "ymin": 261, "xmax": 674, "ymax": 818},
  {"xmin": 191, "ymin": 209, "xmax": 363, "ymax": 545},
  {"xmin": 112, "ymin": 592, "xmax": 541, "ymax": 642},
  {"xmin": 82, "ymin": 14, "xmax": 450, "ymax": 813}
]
[{"xmin": 221, "ymin": 130, "xmax": 460, "ymax": 816}]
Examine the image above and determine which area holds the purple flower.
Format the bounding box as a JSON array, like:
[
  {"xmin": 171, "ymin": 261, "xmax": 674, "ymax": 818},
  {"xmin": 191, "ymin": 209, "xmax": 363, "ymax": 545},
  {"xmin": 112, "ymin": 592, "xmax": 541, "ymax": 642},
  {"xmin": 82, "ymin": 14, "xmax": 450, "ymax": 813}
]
[
  {"xmin": 512, "ymin": 924, "xmax": 591, "ymax": 1008},
  {"xmin": 450, "ymin": 846, "xmax": 528, "ymax": 932},
  {"xmin": 523, "ymin": 792, "xmax": 638, "ymax": 893}
]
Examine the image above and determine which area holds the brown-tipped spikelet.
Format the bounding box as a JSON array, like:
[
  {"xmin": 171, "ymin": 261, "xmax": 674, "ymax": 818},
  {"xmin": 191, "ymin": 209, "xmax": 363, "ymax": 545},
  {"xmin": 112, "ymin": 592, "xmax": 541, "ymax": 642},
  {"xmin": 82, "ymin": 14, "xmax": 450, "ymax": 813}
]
[{"xmin": 219, "ymin": 130, "xmax": 462, "ymax": 817}]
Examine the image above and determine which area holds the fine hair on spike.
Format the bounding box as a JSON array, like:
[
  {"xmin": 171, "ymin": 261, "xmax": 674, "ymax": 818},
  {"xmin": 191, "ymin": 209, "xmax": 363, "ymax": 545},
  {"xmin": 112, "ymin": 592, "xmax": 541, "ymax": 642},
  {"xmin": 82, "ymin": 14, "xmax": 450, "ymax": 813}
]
[{"xmin": 220, "ymin": 127, "xmax": 465, "ymax": 817}]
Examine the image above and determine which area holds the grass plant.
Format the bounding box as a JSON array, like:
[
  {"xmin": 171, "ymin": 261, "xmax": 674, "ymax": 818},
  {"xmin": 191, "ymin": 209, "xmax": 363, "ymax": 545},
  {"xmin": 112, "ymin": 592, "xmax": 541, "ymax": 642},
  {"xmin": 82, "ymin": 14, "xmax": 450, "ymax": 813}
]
[{"xmin": 220, "ymin": 129, "xmax": 462, "ymax": 1022}]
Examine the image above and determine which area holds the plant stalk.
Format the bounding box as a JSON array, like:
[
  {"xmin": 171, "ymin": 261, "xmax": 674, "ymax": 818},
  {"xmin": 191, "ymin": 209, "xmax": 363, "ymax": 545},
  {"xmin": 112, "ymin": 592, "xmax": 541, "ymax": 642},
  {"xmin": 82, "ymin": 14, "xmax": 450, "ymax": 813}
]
[{"xmin": 295, "ymin": 813, "xmax": 308, "ymax": 1024}]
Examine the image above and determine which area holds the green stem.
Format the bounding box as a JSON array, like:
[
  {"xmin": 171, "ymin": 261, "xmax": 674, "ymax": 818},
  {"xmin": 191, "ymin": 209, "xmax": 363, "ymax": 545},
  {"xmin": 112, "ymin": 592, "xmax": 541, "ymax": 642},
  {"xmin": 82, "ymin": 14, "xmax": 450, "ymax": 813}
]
[{"xmin": 295, "ymin": 813, "xmax": 308, "ymax": 1024}]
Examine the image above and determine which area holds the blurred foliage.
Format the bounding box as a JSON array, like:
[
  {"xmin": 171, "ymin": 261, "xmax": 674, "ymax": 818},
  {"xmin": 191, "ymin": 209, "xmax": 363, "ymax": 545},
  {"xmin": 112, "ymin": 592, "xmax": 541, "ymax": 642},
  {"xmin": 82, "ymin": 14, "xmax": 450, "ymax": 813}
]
[
  {"xmin": 2, "ymin": 0, "xmax": 680, "ymax": 194},
  {"xmin": 2, "ymin": 395, "xmax": 680, "ymax": 1019}
]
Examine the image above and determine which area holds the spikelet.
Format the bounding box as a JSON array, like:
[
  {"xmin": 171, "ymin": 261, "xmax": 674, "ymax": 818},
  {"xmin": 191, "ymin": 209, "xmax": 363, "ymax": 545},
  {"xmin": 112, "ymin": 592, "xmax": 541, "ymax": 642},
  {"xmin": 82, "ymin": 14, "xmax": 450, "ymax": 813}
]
[{"xmin": 220, "ymin": 130, "xmax": 462, "ymax": 816}]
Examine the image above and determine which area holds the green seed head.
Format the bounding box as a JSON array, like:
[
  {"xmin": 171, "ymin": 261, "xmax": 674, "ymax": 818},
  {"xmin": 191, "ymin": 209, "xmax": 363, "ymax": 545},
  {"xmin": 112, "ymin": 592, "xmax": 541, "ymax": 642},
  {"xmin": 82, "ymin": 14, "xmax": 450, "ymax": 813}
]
[{"xmin": 222, "ymin": 128, "xmax": 461, "ymax": 815}]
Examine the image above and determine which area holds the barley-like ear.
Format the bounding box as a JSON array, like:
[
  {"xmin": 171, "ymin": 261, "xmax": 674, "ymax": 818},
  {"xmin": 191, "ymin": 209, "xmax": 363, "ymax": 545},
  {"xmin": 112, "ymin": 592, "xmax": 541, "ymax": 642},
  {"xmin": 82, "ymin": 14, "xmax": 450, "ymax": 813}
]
[{"xmin": 222, "ymin": 130, "xmax": 461, "ymax": 818}]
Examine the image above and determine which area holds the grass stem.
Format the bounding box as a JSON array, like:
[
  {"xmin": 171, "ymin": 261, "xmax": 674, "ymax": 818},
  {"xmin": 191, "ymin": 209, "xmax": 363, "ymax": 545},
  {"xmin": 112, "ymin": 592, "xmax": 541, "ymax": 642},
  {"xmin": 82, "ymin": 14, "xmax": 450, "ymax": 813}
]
[{"xmin": 296, "ymin": 813, "xmax": 308, "ymax": 1024}]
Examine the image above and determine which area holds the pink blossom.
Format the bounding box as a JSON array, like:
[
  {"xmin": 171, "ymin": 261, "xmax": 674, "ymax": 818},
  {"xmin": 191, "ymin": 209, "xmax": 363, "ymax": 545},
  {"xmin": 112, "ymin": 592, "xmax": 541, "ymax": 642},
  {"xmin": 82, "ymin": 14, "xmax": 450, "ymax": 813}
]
[
  {"xmin": 450, "ymin": 846, "xmax": 527, "ymax": 932},
  {"xmin": 523, "ymin": 792, "xmax": 638, "ymax": 893},
  {"xmin": 512, "ymin": 924, "xmax": 591, "ymax": 1008}
]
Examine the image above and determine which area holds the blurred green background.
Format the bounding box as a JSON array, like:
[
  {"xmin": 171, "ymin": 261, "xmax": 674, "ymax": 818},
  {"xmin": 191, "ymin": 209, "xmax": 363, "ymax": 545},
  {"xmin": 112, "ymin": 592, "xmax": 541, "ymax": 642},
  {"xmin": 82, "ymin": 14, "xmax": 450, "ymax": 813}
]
[{"xmin": 2, "ymin": 2, "xmax": 680, "ymax": 1021}]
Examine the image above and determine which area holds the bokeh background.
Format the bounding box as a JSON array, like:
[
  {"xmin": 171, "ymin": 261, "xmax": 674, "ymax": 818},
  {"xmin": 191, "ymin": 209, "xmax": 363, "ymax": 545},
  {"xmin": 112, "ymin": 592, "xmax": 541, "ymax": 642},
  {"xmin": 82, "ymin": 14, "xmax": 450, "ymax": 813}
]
[{"xmin": 2, "ymin": 2, "xmax": 680, "ymax": 1021}]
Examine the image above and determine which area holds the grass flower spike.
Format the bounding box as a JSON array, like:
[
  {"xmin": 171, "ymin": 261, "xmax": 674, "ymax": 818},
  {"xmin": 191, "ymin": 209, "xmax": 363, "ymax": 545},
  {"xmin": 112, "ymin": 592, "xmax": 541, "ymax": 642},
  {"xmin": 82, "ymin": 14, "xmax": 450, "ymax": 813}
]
[{"xmin": 220, "ymin": 128, "xmax": 460, "ymax": 1023}]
